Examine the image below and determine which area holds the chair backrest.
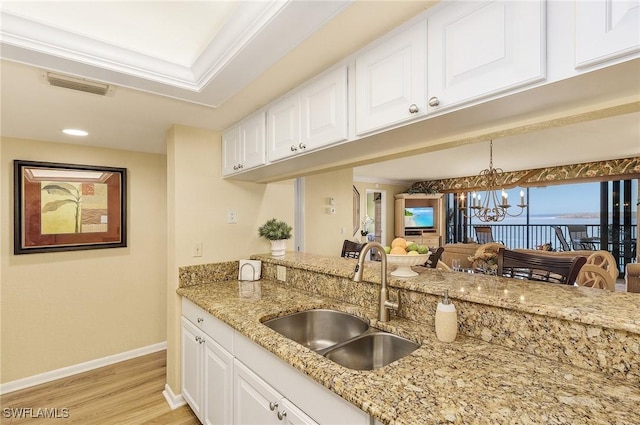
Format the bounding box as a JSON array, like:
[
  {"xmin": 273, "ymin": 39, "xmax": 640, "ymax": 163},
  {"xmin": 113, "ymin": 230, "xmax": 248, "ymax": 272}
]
[
  {"xmin": 497, "ymin": 248, "xmax": 587, "ymax": 285},
  {"xmin": 567, "ymin": 225, "xmax": 596, "ymax": 250},
  {"xmin": 567, "ymin": 225, "xmax": 589, "ymax": 239},
  {"xmin": 423, "ymin": 247, "xmax": 444, "ymax": 268},
  {"xmin": 341, "ymin": 240, "xmax": 363, "ymax": 259},
  {"xmin": 577, "ymin": 250, "xmax": 619, "ymax": 282},
  {"xmin": 553, "ymin": 226, "xmax": 571, "ymax": 251},
  {"xmin": 576, "ymin": 265, "xmax": 615, "ymax": 290},
  {"xmin": 474, "ymin": 226, "xmax": 494, "ymax": 244}
]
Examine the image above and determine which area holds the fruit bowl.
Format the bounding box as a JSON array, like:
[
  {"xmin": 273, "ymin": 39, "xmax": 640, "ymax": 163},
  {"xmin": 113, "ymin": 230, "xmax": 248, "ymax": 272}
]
[{"xmin": 387, "ymin": 253, "xmax": 430, "ymax": 277}]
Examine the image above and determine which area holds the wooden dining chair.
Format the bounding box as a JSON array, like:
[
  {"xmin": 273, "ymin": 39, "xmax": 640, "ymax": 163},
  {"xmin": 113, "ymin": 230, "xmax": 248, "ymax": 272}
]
[
  {"xmin": 422, "ymin": 247, "xmax": 444, "ymax": 268},
  {"xmin": 496, "ymin": 248, "xmax": 587, "ymax": 285},
  {"xmin": 340, "ymin": 240, "xmax": 363, "ymax": 259},
  {"xmin": 575, "ymin": 251, "xmax": 618, "ymax": 291}
]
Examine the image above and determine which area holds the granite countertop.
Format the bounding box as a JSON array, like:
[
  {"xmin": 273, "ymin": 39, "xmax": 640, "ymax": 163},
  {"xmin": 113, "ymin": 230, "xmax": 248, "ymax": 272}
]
[
  {"xmin": 251, "ymin": 252, "xmax": 640, "ymax": 334},
  {"xmin": 178, "ymin": 278, "xmax": 640, "ymax": 425}
]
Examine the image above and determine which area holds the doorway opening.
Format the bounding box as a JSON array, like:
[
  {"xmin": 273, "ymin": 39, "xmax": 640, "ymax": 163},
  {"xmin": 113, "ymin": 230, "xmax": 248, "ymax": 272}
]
[{"xmin": 365, "ymin": 189, "xmax": 387, "ymax": 246}]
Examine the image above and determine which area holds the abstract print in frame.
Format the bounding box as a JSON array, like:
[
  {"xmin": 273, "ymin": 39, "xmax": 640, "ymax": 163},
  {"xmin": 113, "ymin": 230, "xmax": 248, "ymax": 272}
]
[{"xmin": 14, "ymin": 160, "xmax": 127, "ymax": 254}]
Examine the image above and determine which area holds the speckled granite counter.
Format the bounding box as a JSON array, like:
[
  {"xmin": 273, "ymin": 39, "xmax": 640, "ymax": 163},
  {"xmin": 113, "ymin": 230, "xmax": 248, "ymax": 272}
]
[{"xmin": 178, "ymin": 252, "xmax": 640, "ymax": 425}]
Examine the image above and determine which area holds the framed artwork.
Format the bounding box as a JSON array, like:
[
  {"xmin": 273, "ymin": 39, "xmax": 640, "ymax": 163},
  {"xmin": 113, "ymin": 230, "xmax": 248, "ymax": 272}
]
[
  {"xmin": 353, "ymin": 185, "xmax": 360, "ymax": 236},
  {"xmin": 14, "ymin": 160, "xmax": 127, "ymax": 254}
]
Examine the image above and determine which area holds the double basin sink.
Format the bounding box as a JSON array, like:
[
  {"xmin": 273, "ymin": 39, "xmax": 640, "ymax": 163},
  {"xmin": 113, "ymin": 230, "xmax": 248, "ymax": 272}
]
[{"xmin": 262, "ymin": 309, "xmax": 419, "ymax": 370}]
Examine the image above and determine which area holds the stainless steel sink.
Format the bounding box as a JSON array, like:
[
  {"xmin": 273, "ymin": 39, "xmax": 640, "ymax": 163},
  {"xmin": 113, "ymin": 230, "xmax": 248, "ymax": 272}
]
[
  {"xmin": 262, "ymin": 309, "xmax": 370, "ymax": 351},
  {"xmin": 323, "ymin": 332, "xmax": 420, "ymax": 370}
]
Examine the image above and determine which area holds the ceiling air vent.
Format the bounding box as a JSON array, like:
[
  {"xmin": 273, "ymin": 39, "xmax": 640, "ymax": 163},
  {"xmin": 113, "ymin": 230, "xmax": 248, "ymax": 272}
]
[{"xmin": 43, "ymin": 72, "xmax": 114, "ymax": 96}]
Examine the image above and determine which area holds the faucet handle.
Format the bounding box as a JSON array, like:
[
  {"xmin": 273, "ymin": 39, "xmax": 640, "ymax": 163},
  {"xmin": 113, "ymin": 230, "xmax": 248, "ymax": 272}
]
[{"xmin": 384, "ymin": 290, "xmax": 400, "ymax": 312}]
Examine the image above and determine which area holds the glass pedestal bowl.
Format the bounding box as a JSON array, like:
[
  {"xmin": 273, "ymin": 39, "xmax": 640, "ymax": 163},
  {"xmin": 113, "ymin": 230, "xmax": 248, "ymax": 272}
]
[{"xmin": 387, "ymin": 253, "xmax": 430, "ymax": 277}]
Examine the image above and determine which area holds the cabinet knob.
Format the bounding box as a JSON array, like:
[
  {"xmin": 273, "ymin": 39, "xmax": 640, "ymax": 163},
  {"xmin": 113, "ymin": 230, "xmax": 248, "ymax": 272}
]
[
  {"xmin": 290, "ymin": 145, "xmax": 298, "ymax": 152},
  {"xmin": 197, "ymin": 317, "xmax": 204, "ymax": 323},
  {"xmin": 277, "ymin": 411, "xmax": 287, "ymax": 421},
  {"xmin": 408, "ymin": 104, "xmax": 419, "ymax": 114},
  {"xmin": 428, "ymin": 97, "xmax": 440, "ymax": 107},
  {"xmin": 238, "ymin": 163, "xmax": 244, "ymax": 169},
  {"xmin": 233, "ymin": 165, "xmax": 238, "ymax": 170},
  {"xmin": 269, "ymin": 402, "xmax": 278, "ymax": 411},
  {"xmin": 298, "ymin": 143, "xmax": 306, "ymax": 149}
]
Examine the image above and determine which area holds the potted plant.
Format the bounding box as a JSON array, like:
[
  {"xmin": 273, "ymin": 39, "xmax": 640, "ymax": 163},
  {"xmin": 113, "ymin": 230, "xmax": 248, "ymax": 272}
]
[{"xmin": 258, "ymin": 218, "xmax": 292, "ymax": 256}]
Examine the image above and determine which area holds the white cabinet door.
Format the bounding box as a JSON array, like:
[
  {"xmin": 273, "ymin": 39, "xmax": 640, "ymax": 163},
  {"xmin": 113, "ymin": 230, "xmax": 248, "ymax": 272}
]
[
  {"xmin": 222, "ymin": 126, "xmax": 241, "ymax": 176},
  {"xmin": 267, "ymin": 93, "xmax": 301, "ymax": 162},
  {"xmin": 203, "ymin": 338, "xmax": 234, "ymax": 425},
  {"xmin": 233, "ymin": 361, "xmax": 280, "ymax": 425},
  {"xmin": 575, "ymin": 0, "xmax": 640, "ymax": 68},
  {"xmin": 300, "ymin": 66, "xmax": 348, "ymax": 150},
  {"xmin": 233, "ymin": 361, "xmax": 318, "ymax": 425},
  {"xmin": 222, "ymin": 112, "xmax": 266, "ymax": 176},
  {"xmin": 355, "ymin": 18, "xmax": 427, "ymax": 135},
  {"xmin": 278, "ymin": 399, "xmax": 318, "ymax": 425},
  {"xmin": 427, "ymin": 0, "xmax": 545, "ymax": 111},
  {"xmin": 181, "ymin": 318, "xmax": 203, "ymax": 421},
  {"xmin": 240, "ymin": 111, "xmax": 266, "ymax": 170}
]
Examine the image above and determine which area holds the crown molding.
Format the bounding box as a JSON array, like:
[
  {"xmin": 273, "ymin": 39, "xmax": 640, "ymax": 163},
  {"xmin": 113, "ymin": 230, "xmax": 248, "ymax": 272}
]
[{"xmin": 0, "ymin": 1, "xmax": 351, "ymax": 107}]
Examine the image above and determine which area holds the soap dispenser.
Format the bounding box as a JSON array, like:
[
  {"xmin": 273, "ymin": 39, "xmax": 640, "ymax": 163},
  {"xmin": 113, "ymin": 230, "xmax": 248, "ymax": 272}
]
[{"xmin": 435, "ymin": 290, "xmax": 457, "ymax": 342}]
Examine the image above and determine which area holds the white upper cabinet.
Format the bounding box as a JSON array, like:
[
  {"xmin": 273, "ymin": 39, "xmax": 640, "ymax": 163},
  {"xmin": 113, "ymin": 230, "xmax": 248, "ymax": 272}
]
[
  {"xmin": 575, "ymin": 0, "xmax": 640, "ymax": 68},
  {"xmin": 223, "ymin": 111, "xmax": 266, "ymax": 176},
  {"xmin": 355, "ymin": 17, "xmax": 427, "ymax": 135},
  {"xmin": 267, "ymin": 93, "xmax": 301, "ymax": 162},
  {"xmin": 267, "ymin": 65, "xmax": 348, "ymax": 162},
  {"xmin": 427, "ymin": 0, "xmax": 546, "ymax": 111},
  {"xmin": 300, "ymin": 65, "xmax": 348, "ymax": 149}
]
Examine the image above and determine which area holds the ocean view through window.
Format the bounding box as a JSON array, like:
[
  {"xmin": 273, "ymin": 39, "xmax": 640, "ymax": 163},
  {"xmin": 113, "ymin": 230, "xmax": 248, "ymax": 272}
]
[{"xmin": 452, "ymin": 180, "xmax": 637, "ymax": 272}]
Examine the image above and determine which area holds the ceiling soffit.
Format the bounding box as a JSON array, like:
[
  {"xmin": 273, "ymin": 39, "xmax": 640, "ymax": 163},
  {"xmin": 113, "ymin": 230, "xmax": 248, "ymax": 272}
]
[{"xmin": 0, "ymin": 1, "xmax": 351, "ymax": 107}]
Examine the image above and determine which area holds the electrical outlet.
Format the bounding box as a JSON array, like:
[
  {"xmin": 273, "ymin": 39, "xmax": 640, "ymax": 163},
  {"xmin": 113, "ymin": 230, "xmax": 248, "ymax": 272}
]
[
  {"xmin": 276, "ymin": 266, "xmax": 286, "ymax": 282},
  {"xmin": 193, "ymin": 242, "xmax": 203, "ymax": 257},
  {"xmin": 227, "ymin": 209, "xmax": 237, "ymax": 224}
]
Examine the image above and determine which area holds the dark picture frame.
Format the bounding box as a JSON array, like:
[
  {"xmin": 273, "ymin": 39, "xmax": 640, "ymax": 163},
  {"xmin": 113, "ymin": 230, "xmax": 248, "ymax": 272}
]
[{"xmin": 14, "ymin": 160, "xmax": 127, "ymax": 254}]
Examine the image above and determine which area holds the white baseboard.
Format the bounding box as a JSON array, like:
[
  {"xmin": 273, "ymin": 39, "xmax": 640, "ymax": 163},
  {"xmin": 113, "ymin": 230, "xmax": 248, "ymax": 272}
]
[
  {"xmin": 0, "ymin": 341, "xmax": 167, "ymax": 395},
  {"xmin": 162, "ymin": 384, "xmax": 186, "ymax": 410}
]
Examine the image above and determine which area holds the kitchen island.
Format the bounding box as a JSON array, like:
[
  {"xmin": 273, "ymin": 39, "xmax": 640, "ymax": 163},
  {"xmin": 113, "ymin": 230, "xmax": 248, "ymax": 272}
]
[{"xmin": 177, "ymin": 252, "xmax": 640, "ymax": 425}]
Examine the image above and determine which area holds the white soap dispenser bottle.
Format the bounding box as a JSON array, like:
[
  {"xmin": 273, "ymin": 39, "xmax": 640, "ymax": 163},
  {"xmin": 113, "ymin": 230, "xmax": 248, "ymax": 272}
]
[{"xmin": 435, "ymin": 290, "xmax": 457, "ymax": 342}]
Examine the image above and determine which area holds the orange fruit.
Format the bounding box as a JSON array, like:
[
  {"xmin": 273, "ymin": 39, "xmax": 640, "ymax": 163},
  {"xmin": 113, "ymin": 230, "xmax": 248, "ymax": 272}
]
[
  {"xmin": 390, "ymin": 246, "xmax": 407, "ymax": 255},
  {"xmin": 391, "ymin": 238, "xmax": 407, "ymax": 249}
]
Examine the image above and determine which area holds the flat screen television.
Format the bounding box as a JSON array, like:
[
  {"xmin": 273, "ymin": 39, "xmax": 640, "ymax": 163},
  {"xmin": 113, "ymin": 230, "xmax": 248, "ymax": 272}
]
[{"xmin": 404, "ymin": 207, "xmax": 434, "ymax": 229}]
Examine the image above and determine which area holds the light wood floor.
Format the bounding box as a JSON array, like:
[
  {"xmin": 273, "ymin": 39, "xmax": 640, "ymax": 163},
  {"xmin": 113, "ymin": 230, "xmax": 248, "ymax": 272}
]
[{"xmin": 1, "ymin": 350, "xmax": 199, "ymax": 425}]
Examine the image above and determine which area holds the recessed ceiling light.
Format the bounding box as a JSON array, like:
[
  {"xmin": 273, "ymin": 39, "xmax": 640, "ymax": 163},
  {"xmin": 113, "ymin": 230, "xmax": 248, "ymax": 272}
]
[{"xmin": 63, "ymin": 128, "xmax": 88, "ymax": 136}]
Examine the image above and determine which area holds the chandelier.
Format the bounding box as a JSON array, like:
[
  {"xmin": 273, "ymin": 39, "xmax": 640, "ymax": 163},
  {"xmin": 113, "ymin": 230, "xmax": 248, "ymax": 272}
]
[{"xmin": 458, "ymin": 140, "xmax": 527, "ymax": 222}]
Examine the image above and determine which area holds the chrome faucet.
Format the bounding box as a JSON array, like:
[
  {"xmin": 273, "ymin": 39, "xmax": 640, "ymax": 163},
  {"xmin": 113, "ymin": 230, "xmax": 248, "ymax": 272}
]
[{"xmin": 353, "ymin": 242, "xmax": 399, "ymax": 322}]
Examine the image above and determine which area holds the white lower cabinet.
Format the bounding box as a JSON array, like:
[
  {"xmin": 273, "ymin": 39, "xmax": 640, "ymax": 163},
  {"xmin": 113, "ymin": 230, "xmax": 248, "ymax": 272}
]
[
  {"xmin": 181, "ymin": 317, "xmax": 234, "ymax": 425},
  {"xmin": 181, "ymin": 298, "xmax": 370, "ymax": 425},
  {"xmin": 234, "ymin": 360, "xmax": 318, "ymax": 425}
]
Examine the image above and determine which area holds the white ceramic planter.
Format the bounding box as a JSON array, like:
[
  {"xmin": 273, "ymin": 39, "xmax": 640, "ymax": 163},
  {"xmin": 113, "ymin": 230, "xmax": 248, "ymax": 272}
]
[{"xmin": 270, "ymin": 239, "xmax": 287, "ymax": 257}]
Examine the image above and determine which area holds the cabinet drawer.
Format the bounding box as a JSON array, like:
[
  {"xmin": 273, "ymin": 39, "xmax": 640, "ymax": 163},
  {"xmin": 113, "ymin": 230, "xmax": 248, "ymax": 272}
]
[
  {"xmin": 182, "ymin": 298, "xmax": 234, "ymax": 353},
  {"xmin": 422, "ymin": 236, "xmax": 440, "ymax": 248}
]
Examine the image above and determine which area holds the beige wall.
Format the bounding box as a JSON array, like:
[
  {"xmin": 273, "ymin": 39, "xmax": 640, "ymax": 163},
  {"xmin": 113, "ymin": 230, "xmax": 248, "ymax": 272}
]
[
  {"xmin": 165, "ymin": 125, "xmax": 295, "ymax": 393},
  {"xmin": 1, "ymin": 137, "xmax": 167, "ymax": 383},
  {"xmin": 303, "ymin": 169, "xmax": 355, "ymax": 256}
]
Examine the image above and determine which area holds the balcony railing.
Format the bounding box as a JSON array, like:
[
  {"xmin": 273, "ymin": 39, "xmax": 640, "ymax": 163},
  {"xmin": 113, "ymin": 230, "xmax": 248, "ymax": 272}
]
[{"xmin": 452, "ymin": 223, "xmax": 637, "ymax": 274}]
